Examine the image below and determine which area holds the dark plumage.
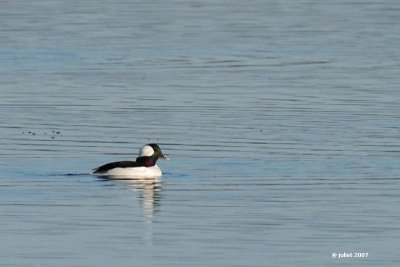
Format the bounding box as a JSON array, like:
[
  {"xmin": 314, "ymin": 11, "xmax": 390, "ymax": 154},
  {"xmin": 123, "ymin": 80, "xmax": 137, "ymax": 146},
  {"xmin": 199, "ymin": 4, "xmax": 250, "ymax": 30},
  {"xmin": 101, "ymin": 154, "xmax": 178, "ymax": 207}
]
[{"xmin": 92, "ymin": 161, "xmax": 138, "ymax": 174}]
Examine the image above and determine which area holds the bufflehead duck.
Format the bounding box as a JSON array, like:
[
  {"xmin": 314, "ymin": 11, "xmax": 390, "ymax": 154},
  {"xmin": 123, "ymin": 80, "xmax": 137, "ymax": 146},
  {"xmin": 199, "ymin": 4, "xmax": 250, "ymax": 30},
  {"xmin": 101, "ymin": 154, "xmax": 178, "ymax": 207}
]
[{"xmin": 92, "ymin": 143, "xmax": 168, "ymax": 178}]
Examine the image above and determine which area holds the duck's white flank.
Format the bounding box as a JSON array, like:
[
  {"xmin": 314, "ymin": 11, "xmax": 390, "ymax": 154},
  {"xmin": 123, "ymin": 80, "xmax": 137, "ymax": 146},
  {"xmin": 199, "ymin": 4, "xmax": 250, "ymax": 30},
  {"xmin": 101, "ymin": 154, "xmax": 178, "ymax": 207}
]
[{"xmin": 97, "ymin": 165, "xmax": 162, "ymax": 179}]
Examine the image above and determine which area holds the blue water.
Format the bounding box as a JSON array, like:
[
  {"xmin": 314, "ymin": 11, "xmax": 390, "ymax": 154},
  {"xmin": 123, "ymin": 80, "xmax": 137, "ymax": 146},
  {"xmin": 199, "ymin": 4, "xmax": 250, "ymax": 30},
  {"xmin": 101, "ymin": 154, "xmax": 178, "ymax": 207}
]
[{"xmin": 1, "ymin": 1, "xmax": 399, "ymax": 266}]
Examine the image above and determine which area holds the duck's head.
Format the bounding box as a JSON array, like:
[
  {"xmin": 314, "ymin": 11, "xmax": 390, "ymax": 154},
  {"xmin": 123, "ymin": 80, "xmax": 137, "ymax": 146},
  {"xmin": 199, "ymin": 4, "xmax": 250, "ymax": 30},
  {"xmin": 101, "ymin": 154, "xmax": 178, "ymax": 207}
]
[{"xmin": 139, "ymin": 143, "xmax": 169, "ymax": 160}]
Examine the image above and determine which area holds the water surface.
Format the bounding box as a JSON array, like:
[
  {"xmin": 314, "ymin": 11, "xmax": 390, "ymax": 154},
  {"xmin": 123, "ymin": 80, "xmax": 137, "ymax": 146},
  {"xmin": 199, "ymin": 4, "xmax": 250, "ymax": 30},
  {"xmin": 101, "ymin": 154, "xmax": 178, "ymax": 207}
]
[{"xmin": 1, "ymin": 1, "xmax": 399, "ymax": 266}]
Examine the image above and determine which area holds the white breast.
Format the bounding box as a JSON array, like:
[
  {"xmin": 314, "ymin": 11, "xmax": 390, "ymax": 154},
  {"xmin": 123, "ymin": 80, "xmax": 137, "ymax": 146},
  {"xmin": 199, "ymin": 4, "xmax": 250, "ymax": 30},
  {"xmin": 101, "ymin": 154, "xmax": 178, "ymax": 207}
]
[{"xmin": 101, "ymin": 165, "xmax": 162, "ymax": 179}]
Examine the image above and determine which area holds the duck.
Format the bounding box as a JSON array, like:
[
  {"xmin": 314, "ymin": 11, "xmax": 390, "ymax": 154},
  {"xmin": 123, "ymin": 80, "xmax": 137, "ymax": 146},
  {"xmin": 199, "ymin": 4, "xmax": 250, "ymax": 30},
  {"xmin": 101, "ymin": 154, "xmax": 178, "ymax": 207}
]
[{"xmin": 92, "ymin": 143, "xmax": 168, "ymax": 179}]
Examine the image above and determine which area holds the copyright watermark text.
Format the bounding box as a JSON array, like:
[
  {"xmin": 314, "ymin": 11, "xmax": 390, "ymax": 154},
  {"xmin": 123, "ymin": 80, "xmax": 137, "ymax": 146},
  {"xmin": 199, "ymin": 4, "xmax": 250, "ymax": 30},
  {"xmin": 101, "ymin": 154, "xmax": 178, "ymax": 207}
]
[{"xmin": 332, "ymin": 252, "xmax": 368, "ymax": 259}]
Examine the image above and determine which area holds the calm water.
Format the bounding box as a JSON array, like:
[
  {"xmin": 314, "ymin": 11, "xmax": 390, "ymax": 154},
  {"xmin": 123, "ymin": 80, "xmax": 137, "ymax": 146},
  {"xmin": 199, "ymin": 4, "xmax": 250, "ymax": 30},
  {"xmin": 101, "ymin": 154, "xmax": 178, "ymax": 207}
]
[{"xmin": 1, "ymin": 1, "xmax": 399, "ymax": 266}]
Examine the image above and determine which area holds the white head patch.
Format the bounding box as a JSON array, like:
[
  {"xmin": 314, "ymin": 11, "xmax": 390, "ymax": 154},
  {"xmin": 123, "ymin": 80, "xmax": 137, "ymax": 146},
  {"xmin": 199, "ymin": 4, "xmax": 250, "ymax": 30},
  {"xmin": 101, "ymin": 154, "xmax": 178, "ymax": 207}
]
[{"xmin": 139, "ymin": 145, "xmax": 154, "ymax": 157}]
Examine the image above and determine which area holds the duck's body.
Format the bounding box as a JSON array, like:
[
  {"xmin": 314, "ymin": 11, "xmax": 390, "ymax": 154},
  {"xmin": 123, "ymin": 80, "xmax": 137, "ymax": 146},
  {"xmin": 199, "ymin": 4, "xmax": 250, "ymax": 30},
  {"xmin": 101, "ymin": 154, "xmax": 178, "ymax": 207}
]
[
  {"xmin": 92, "ymin": 144, "xmax": 168, "ymax": 179},
  {"xmin": 95, "ymin": 164, "xmax": 162, "ymax": 178}
]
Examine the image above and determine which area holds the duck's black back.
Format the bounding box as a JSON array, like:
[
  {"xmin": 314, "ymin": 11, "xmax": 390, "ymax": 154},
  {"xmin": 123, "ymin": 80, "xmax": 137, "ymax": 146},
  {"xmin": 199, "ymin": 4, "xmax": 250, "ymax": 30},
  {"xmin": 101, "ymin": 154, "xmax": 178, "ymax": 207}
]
[{"xmin": 92, "ymin": 161, "xmax": 142, "ymax": 173}]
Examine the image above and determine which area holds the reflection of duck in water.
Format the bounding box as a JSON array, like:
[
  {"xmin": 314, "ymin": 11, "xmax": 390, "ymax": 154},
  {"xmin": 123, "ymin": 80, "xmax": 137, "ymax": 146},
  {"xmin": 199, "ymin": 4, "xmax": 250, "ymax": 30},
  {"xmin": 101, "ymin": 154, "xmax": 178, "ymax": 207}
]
[
  {"xmin": 127, "ymin": 177, "xmax": 162, "ymax": 218},
  {"xmin": 92, "ymin": 144, "xmax": 168, "ymax": 179},
  {"xmin": 123, "ymin": 177, "xmax": 162, "ymax": 245},
  {"xmin": 97, "ymin": 175, "xmax": 162, "ymax": 218}
]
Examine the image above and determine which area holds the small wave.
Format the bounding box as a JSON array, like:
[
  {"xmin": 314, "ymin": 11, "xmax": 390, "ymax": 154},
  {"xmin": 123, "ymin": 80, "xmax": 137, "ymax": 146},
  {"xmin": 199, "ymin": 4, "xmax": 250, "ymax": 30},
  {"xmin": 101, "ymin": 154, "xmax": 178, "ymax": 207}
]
[{"xmin": 47, "ymin": 172, "xmax": 91, "ymax": 177}]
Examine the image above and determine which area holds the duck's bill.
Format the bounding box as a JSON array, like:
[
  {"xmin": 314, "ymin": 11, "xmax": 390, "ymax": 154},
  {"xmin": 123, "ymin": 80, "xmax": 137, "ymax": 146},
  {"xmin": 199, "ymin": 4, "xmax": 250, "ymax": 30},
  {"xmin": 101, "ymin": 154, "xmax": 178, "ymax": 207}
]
[{"xmin": 160, "ymin": 154, "xmax": 169, "ymax": 160}]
